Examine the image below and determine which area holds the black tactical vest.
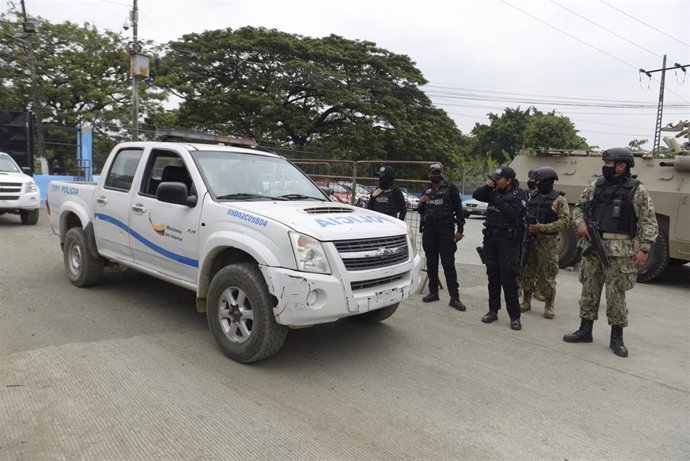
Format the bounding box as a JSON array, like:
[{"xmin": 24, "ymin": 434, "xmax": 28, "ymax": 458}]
[
  {"xmin": 591, "ymin": 176, "xmax": 639, "ymax": 235},
  {"xmin": 486, "ymin": 188, "xmax": 528, "ymax": 230},
  {"xmin": 371, "ymin": 189, "xmax": 398, "ymax": 217},
  {"xmin": 423, "ymin": 182, "xmax": 453, "ymax": 225},
  {"xmin": 528, "ymin": 189, "xmax": 562, "ymax": 232}
]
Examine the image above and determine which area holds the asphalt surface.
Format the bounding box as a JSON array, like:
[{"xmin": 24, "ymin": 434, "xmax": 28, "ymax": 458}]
[{"xmin": 1, "ymin": 210, "xmax": 689, "ymax": 460}]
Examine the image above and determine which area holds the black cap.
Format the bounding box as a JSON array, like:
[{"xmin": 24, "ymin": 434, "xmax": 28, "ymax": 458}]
[
  {"xmin": 489, "ymin": 166, "xmax": 516, "ymax": 181},
  {"xmin": 428, "ymin": 162, "xmax": 443, "ymax": 174},
  {"xmin": 376, "ymin": 165, "xmax": 395, "ymax": 177}
]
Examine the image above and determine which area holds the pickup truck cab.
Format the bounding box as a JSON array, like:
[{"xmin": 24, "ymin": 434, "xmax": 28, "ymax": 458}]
[
  {"xmin": 47, "ymin": 142, "xmax": 421, "ymax": 362},
  {"xmin": 0, "ymin": 151, "xmax": 40, "ymax": 224}
]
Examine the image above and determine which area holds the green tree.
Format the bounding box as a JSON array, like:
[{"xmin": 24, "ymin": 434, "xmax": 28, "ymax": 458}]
[
  {"xmin": 523, "ymin": 112, "xmax": 588, "ymax": 150},
  {"xmin": 470, "ymin": 106, "xmax": 533, "ymax": 162},
  {"xmin": 0, "ymin": 13, "xmax": 167, "ymax": 171},
  {"xmin": 159, "ymin": 26, "xmax": 464, "ymax": 169},
  {"xmin": 627, "ymin": 138, "xmax": 649, "ymax": 152}
]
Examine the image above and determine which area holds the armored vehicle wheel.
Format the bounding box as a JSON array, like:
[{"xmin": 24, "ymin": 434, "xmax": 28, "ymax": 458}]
[
  {"xmin": 348, "ymin": 303, "xmax": 399, "ymax": 324},
  {"xmin": 20, "ymin": 209, "xmax": 39, "ymax": 225},
  {"xmin": 637, "ymin": 232, "xmax": 669, "ymax": 283},
  {"xmin": 557, "ymin": 221, "xmax": 581, "ymax": 268},
  {"xmin": 207, "ymin": 263, "xmax": 288, "ymax": 363},
  {"xmin": 63, "ymin": 227, "xmax": 104, "ymax": 287}
]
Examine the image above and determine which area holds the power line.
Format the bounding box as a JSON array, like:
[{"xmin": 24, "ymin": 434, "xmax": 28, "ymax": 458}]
[
  {"xmin": 600, "ymin": 0, "xmax": 690, "ymax": 47},
  {"xmin": 549, "ymin": 0, "xmax": 662, "ymax": 58},
  {"xmin": 499, "ymin": 0, "xmax": 640, "ymax": 70}
]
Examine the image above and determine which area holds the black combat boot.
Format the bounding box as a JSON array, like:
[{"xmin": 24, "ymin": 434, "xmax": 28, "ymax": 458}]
[
  {"xmin": 610, "ymin": 325, "xmax": 629, "ymax": 357},
  {"xmin": 449, "ymin": 297, "xmax": 466, "ymax": 311},
  {"xmin": 563, "ymin": 318, "xmax": 594, "ymax": 343},
  {"xmin": 422, "ymin": 292, "xmax": 440, "ymax": 303},
  {"xmin": 481, "ymin": 311, "xmax": 498, "ymax": 323}
]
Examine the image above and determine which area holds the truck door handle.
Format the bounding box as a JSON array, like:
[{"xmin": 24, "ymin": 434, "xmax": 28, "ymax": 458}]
[
  {"xmin": 131, "ymin": 204, "xmax": 147, "ymax": 215},
  {"xmin": 96, "ymin": 195, "xmax": 108, "ymax": 206}
]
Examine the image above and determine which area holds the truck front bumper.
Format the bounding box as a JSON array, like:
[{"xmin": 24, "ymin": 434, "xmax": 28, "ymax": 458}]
[
  {"xmin": 263, "ymin": 254, "xmax": 422, "ymax": 327},
  {"xmin": 0, "ymin": 191, "xmax": 41, "ymax": 211}
]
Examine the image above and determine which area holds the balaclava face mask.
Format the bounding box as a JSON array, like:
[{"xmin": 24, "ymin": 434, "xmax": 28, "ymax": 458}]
[
  {"xmin": 379, "ymin": 169, "xmax": 394, "ymax": 189},
  {"xmin": 536, "ymin": 179, "xmax": 554, "ymax": 194}
]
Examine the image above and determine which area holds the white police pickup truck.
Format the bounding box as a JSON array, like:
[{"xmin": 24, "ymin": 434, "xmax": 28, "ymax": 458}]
[
  {"xmin": 47, "ymin": 142, "xmax": 421, "ymax": 362},
  {"xmin": 0, "ymin": 151, "xmax": 40, "ymax": 224}
]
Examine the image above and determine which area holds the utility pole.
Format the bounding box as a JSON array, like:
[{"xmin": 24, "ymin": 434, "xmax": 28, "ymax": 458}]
[
  {"xmin": 640, "ymin": 57, "xmax": 689, "ymax": 154},
  {"xmin": 19, "ymin": 0, "xmax": 46, "ymax": 161},
  {"xmin": 129, "ymin": 0, "xmax": 140, "ymax": 141}
]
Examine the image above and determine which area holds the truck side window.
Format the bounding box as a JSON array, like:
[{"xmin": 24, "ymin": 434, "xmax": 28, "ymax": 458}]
[
  {"xmin": 140, "ymin": 150, "xmax": 193, "ymax": 197},
  {"xmin": 104, "ymin": 148, "xmax": 143, "ymax": 191}
]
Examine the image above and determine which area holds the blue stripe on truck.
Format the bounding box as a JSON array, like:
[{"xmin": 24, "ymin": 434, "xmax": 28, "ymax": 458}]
[{"xmin": 95, "ymin": 213, "xmax": 199, "ymax": 268}]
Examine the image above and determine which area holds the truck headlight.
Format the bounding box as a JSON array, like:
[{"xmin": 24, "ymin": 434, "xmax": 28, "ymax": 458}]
[
  {"xmin": 289, "ymin": 232, "xmax": 331, "ymax": 274},
  {"xmin": 25, "ymin": 181, "xmax": 38, "ymax": 193}
]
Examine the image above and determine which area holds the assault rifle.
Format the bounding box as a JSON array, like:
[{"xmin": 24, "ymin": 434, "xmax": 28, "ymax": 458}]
[
  {"xmin": 519, "ymin": 214, "xmax": 537, "ymax": 272},
  {"xmin": 580, "ymin": 205, "xmax": 610, "ymax": 267}
]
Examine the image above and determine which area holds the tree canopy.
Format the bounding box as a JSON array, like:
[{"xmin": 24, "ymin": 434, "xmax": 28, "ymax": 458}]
[{"xmin": 159, "ymin": 26, "xmax": 464, "ymax": 168}]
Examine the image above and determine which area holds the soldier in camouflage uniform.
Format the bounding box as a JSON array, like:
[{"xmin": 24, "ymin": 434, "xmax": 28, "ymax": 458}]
[
  {"xmin": 563, "ymin": 148, "xmax": 658, "ymax": 357},
  {"xmin": 519, "ymin": 166, "xmax": 570, "ymax": 319}
]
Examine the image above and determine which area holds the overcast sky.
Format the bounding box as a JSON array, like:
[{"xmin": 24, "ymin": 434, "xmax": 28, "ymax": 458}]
[{"xmin": 9, "ymin": 0, "xmax": 690, "ymax": 150}]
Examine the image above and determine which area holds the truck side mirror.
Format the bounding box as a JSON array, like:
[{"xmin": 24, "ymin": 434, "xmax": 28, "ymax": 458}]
[
  {"xmin": 157, "ymin": 182, "xmax": 195, "ymax": 207},
  {"xmin": 21, "ymin": 166, "xmax": 33, "ymax": 176}
]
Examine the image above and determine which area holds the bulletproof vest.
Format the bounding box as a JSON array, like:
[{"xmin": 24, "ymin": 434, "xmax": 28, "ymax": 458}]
[
  {"xmin": 371, "ymin": 188, "xmax": 398, "ymax": 217},
  {"xmin": 591, "ymin": 176, "xmax": 639, "ymax": 235},
  {"xmin": 528, "ymin": 189, "xmax": 562, "ymax": 229},
  {"xmin": 486, "ymin": 188, "xmax": 527, "ymax": 230},
  {"xmin": 423, "ymin": 182, "xmax": 453, "ymax": 224}
]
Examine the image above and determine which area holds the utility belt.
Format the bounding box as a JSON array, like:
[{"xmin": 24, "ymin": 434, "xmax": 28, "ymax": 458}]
[
  {"xmin": 483, "ymin": 227, "xmax": 523, "ymax": 239},
  {"xmin": 425, "ymin": 214, "xmax": 453, "ymax": 226},
  {"xmin": 601, "ymin": 232, "xmax": 632, "ymax": 240},
  {"xmin": 536, "ymin": 232, "xmax": 559, "ymax": 239}
]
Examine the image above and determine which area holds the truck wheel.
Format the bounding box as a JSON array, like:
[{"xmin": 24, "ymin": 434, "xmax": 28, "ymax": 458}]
[
  {"xmin": 557, "ymin": 221, "xmax": 581, "ymax": 268},
  {"xmin": 20, "ymin": 209, "xmax": 39, "ymax": 225},
  {"xmin": 348, "ymin": 303, "xmax": 399, "ymax": 324},
  {"xmin": 63, "ymin": 227, "xmax": 104, "ymax": 287},
  {"xmin": 207, "ymin": 263, "xmax": 288, "ymax": 363},
  {"xmin": 637, "ymin": 232, "xmax": 669, "ymax": 283}
]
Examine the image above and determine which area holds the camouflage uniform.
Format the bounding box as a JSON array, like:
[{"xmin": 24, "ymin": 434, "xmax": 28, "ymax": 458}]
[
  {"xmin": 572, "ymin": 181, "xmax": 658, "ymax": 326},
  {"xmin": 519, "ymin": 194, "xmax": 569, "ymax": 316}
]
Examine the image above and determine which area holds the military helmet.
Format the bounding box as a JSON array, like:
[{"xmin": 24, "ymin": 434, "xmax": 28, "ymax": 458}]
[
  {"xmin": 376, "ymin": 165, "xmax": 395, "ymax": 178},
  {"xmin": 533, "ymin": 166, "xmax": 559, "ymax": 182},
  {"xmin": 428, "ymin": 162, "xmax": 443, "ymax": 174},
  {"xmin": 602, "ymin": 147, "xmax": 635, "ymax": 168}
]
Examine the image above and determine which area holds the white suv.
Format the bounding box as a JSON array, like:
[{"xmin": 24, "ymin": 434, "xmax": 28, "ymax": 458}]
[{"xmin": 0, "ymin": 152, "xmax": 40, "ymax": 224}]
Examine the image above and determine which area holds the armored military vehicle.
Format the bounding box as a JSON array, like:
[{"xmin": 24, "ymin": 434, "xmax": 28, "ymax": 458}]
[{"xmin": 510, "ymin": 121, "xmax": 689, "ymax": 282}]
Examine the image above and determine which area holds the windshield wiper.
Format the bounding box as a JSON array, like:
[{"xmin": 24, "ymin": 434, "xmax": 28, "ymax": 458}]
[
  {"xmin": 279, "ymin": 194, "xmax": 327, "ymax": 201},
  {"xmin": 216, "ymin": 193, "xmax": 288, "ymax": 201}
]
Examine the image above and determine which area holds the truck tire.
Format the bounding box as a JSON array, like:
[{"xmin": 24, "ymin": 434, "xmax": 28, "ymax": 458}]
[
  {"xmin": 557, "ymin": 221, "xmax": 581, "ymax": 268},
  {"xmin": 348, "ymin": 303, "xmax": 399, "ymax": 324},
  {"xmin": 63, "ymin": 227, "xmax": 104, "ymax": 287},
  {"xmin": 637, "ymin": 232, "xmax": 669, "ymax": 283},
  {"xmin": 207, "ymin": 263, "xmax": 288, "ymax": 363},
  {"xmin": 20, "ymin": 209, "xmax": 39, "ymax": 225}
]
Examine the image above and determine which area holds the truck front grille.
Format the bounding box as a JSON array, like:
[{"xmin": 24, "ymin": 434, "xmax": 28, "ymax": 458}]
[
  {"xmin": 334, "ymin": 235, "xmax": 409, "ymax": 271},
  {"xmin": 0, "ymin": 195, "xmax": 20, "ymax": 200},
  {"xmin": 0, "ymin": 182, "xmax": 22, "ymax": 193},
  {"xmin": 351, "ymin": 274, "xmax": 404, "ymax": 291}
]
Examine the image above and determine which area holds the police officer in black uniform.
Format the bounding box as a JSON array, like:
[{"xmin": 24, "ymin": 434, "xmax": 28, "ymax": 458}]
[
  {"xmin": 473, "ymin": 166, "xmax": 528, "ymax": 330},
  {"xmin": 367, "ymin": 166, "xmax": 407, "ymax": 220},
  {"xmin": 418, "ymin": 163, "xmax": 466, "ymax": 311}
]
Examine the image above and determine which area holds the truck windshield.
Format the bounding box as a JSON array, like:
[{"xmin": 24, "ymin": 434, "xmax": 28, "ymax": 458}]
[
  {"xmin": 0, "ymin": 154, "xmax": 21, "ymax": 173},
  {"xmin": 193, "ymin": 151, "xmax": 327, "ymax": 201}
]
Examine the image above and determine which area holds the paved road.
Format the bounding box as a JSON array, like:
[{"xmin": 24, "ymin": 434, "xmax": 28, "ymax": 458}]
[{"xmin": 1, "ymin": 211, "xmax": 689, "ymax": 460}]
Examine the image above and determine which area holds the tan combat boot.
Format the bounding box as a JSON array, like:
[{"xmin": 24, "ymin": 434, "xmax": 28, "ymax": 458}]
[
  {"xmin": 520, "ymin": 291, "xmax": 532, "ymax": 313},
  {"xmin": 533, "ymin": 291, "xmax": 546, "ymax": 302},
  {"xmin": 544, "ymin": 299, "xmax": 555, "ymax": 319}
]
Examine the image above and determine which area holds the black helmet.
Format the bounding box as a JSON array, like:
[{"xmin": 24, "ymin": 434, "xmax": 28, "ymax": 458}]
[
  {"xmin": 602, "ymin": 147, "xmax": 635, "ymax": 168},
  {"xmin": 428, "ymin": 162, "xmax": 443, "ymax": 174},
  {"xmin": 533, "ymin": 166, "xmax": 558, "ymax": 182}
]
